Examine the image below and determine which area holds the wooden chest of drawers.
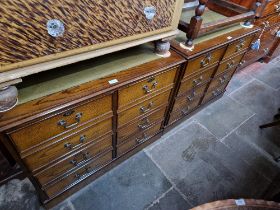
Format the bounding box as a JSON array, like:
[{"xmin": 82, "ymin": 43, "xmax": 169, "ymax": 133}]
[
  {"xmin": 0, "ymin": 0, "xmax": 184, "ymax": 74},
  {"xmin": 0, "ymin": 46, "xmax": 185, "ymax": 208}
]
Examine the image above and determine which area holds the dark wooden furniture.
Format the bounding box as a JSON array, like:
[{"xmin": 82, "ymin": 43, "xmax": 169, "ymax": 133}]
[
  {"xmin": 178, "ymin": 0, "xmax": 261, "ymax": 48},
  {"xmin": 235, "ymin": 0, "xmax": 280, "ymax": 68}
]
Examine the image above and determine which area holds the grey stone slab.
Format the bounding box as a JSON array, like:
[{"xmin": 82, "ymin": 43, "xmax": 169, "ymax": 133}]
[
  {"xmin": 197, "ymin": 141, "xmax": 271, "ymax": 199},
  {"xmin": 223, "ymin": 131, "xmax": 279, "ymax": 182},
  {"xmin": 230, "ymin": 80, "xmax": 279, "ymax": 123},
  {"xmin": 223, "ymin": 115, "xmax": 280, "ymax": 161},
  {"xmin": 146, "ymin": 123, "xmax": 239, "ymax": 206},
  {"xmin": 194, "ymin": 95, "xmax": 254, "ymax": 139},
  {"xmin": 147, "ymin": 188, "xmax": 192, "ymax": 210},
  {"xmin": 0, "ymin": 178, "xmax": 42, "ymax": 210},
  {"xmin": 251, "ymin": 63, "xmax": 280, "ymax": 90},
  {"xmin": 51, "ymin": 200, "xmax": 73, "ymax": 210},
  {"xmin": 146, "ymin": 122, "xmax": 219, "ymax": 183},
  {"xmin": 226, "ymin": 71, "xmax": 253, "ymax": 95},
  {"xmin": 70, "ymin": 152, "xmax": 171, "ymax": 210}
]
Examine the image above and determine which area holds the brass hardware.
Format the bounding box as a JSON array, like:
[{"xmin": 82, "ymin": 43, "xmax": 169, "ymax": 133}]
[
  {"xmin": 70, "ymin": 152, "xmax": 91, "ymax": 166},
  {"xmin": 136, "ymin": 133, "xmax": 148, "ymax": 144},
  {"xmin": 138, "ymin": 118, "xmax": 151, "ymax": 130},
  {"xmin": 193, "ymin": 76, "xmax": 203, "ymax": 86},
  {"xmin": 58, "ymin": 112, "xmax": 83, "ymax": 129},
  {"xmin": 75, "ymin": 166, "xmax": 91, "ymax": 179},
  {"xmin": 262, "ymin": 21, "xmax": 270, "ymax": 28},
  {"xmin": 181, "ymin": 106, "xmax": 190, "ymax": 115},
  {"xmin": 263, "ymin": 48, "xmax": 269, "ymax": 54},
  {"xmin": 219, "ymin": 75, "xmax": 228, "ymax": 84},
  {"xmin": 200, "ymin": 53, "xmax": 212, "ymax": 68},
  {"xmin": 143, "ymin": 80, "xmax": 158, "ymax": 94},
  {"xmin": 79, "ymin": 135, "xmax": 87, "ymax": 143},
  {"xmin": 70, "ymin": 159, "xmax": 77, "ymax": 166},
  {"xmin": 235, "ymin": 39, "xmax": 245, "ymax": 52},
  {"xmin": 187, "ymin": 91, "xmax": 196, "ymax": 102},
  {"xmin": 239, "ymin": 60, "xmax": 245, "ymax": 66},
  {"xmin": 147, "ymin": 77, "xmax": 155, "ymax": 83},
  {"xmin": 64, "ymin": 143, "xmax": 72, "ymax": 150},
  {"xmin": 212, "ymin": 88, "xmax": 222, "ymax": 97},
  {"xmin": 226, "ymin": 60, "xmax": 235, "ymax": 70},
  {"xmin": 63, "ymin": 110, "xmax": 75, "ymax": 117},
  {"xmin": 140, "ymin": 102, "xmax": 153, "ymax": 113}
]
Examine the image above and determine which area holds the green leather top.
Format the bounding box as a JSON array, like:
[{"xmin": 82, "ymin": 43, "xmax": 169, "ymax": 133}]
[{"xmin": 18, "ymin": 44, "xmax": 160, "ymax": 104}]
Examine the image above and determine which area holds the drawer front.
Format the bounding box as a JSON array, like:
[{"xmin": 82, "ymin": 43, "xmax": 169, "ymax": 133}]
[
  {"xmin": 262, "ymin": 0, "xmax": 280, "ymax": 17},
  {"xmin": 0, "ymin": 0, "xmax": 180, "ymax": 71},
  {"xmin": 117, "ymin": 123, "xmax": 162, "ymax": 156},
  {"xmin": 118, "ymin": 90, "xmax": 171, "ymax": 126},
  {"xmin": 178, "ymin": 82, "xmax": 208, "ymax": 98},
  {"xmin": 181, "ymin": 65, "xmax": 217, "ymax": 91},
  {"xmin": 35, "ymin": 134, "xmax": 113, "ymax": 186},
  {"xmin": 185, "ymin": 47, "xmax": 226, "ymax": 76},
  {"xmin": 215, "ymin": 53, "xmax": 244, "ymax": 76},
  {"xmin": 208, "ymin": 68, "xmax": 236, "ymax": 92},
  {"xmin": 10, "ymin": 95, "xmax": 112, "ymax": 153},
  {"xmin": 118, "ymin": 68, "xmax": 177, "ymax": 108},
  {"xmin": 202, "ymin": 83, "xmax": 228, "ymax": 104},
  {"xmin": 24, "ymin": 118, "xmax": 112, "ymax": 171},
  {"xmin": 223, "ymin": 35, "xmax": 254, "ymax": 59},
  {"xmin": 118, "ymin": 108, "xmax": 166, "ymax": 143},
  {"xmin": 44, "ymin": 150, "xmax": 112, "ymax": 198}
]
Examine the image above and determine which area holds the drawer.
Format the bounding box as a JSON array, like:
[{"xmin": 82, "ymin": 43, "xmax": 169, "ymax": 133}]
[
  {"xmin": 262, "ymin": 0, "xmax": 280, "ymax": 17},
  {"xmin": 118, "ymin": 108, "xmax": 166, "ymax": 143},
  {"xmin": 215, "ymin": 53, "xmax": 244, "ymax": 76},
  {"xmin": 23, "ymin": 118, "xmax": 112, "ymax": 172},
  {"xmin": 223, "ymin": 35, "xmax": 254, "ymax": 59},
  {"xmin": 44, "ymin": 150, "xmax": 112, "ymax": 198},
  {"xmin": 169, "ymin": 96, "xmax": 201, "ymax": 124},
  {"xmin": 34, "ymin": 134, "xmax": 113, "ymax": 187},
  {"xmin": 10, "ymin": 95, "xmax": 112, "ymax": 153},
  {"xmin": 185, "ymin": 47, "xmax": 226, "ymax": 76},
  {"xmin": 208, "ymin": 68, "xmax": 236, "ymax": 92},
  {"xmin": 117, "ymin": 123, "xmax": 162, "ymax": 156},
  {"xmin": 118, "ymin": 67, "xmax": 177, "ymax": 108},
  {"xmin": 178, "ymin": 82, "xmax": 208, "ymax": 98},
  {"xmin": 118, "ymin": 89, "xmax": 171, "ymax": 126},
  {"xmin": 201, "ymin": 83, "xmax": 228, "ymax": 104},
  {"xmin": 181, "ymin": 65, "xmax": 217, "ymax": 91}
]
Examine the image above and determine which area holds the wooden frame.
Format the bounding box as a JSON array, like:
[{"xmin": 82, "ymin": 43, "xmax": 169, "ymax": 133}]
[{"xmin": 179, "ymin": 0, "xmax": 262, "ymax": 47}]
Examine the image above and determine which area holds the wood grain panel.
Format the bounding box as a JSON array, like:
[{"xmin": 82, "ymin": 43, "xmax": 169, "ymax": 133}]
[
  {"xmin": 118, "ymin": 67, "xmax": 177, "ymax": 108},
  {"xmin": 118, "ymin": 89, "xmax": 171, "ymax": 126},
  {"xmin": 23, "ymin": 118, "xmax": 112, "ymax": 172},
  {"xmin": 9, "ymin": 95, "xmax": 112, "ymax": 154},
  {"xmin": 0, "ymin": 0, "xmax": 180, "ymax": 71},
  {"xmin": 34, "ymin": 134, "xmax": 113, "ymax": 187}
]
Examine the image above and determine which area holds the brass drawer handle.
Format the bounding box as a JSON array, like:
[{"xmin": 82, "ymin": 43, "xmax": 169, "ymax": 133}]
[
  {"xmin": 58, "ymin": 112, "xmax": 83, "ymax": 129},
  {"xmin": 181, "ymin": 106, "xmax": 190, "ymax": 115},
  {"xmin": 187, "ymin": 91, "xmax": 197, "ymax": 102},
  {"xmin": 212, "ymin": 88, "xmax": 222, "ymax": 97},
  {"xmin": 193, "ymin": 76, "xmax": 203, "ymax": 87},
  {"xmin": 136, "ymin": 133, "xmax": 148, "ymax": 144},
  {"xmin": 143, "ymin": 81, "xmax": 158, "ymax": 94},
  {"xmin": 219, "ymin": 75, "xmax": 228, "ymax": 84},
  {"xmin": 226, "ymin": 60, "xmax": 235, "ymax": 70},
  {"xmin": 263, "ymin": 48, "xmax": 269, "ymax": 54},
  {"xmin": 70, "ymin": 152, "xmax": 91, "ymax": 166},
  {"xmin": 200, "ymin": 53, "xmax": 212, "ymax": 68},
  {"xmin": 140, "ymin": 102, "xmax": 153, "ymax": 113},
  {"xmin": 235, "ymin": 39, "xmax": 245, "ymax": 52},
  {"xmin": 75, "ymin": 166, "xmax": 91, "ymax": 179},
  {"xmin": 64, "ymin": 135, "xmax": 87, "ymax": 150},
  {"xmin": 138, "ymin": 118, "xmax": 151, "ymax": 130}
]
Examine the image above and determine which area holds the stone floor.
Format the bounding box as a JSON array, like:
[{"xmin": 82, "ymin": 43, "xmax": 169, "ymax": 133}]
[{"xmin": 0, "ymin": 58, "xmax": 279, "ymax": 210}]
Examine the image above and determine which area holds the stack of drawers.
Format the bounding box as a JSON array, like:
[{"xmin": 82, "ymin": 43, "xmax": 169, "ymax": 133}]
[
  {"xmin": 168, "ymin": 33, "xmax": 255, "ymax": 125},
  {"xmin": 7, "ymin": 95, "xmax": 113, "ymax": 199},
  {"xmin": 117, "ymin": 67, "xmax": 178, "ymax": 155},
  {"xmin": 240, "ymin": 0, "xmax": 280, "ymax": 66}
]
